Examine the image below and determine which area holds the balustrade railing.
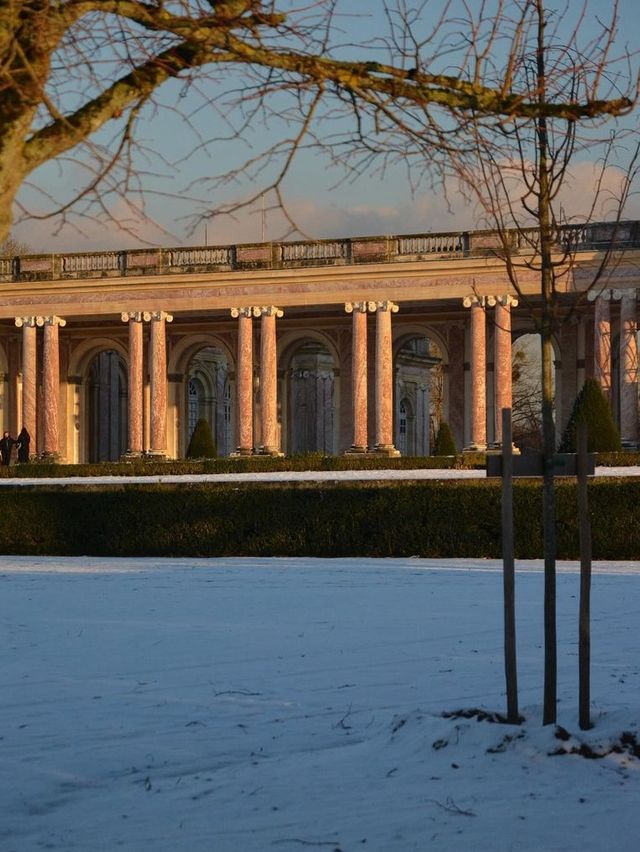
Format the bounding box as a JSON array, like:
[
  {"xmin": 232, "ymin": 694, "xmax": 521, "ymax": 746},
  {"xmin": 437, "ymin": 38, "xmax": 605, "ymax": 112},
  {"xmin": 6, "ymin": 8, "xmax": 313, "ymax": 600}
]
[{"xmin": 1, "ymin": 221, "xmax": 637, "ymax": 283}]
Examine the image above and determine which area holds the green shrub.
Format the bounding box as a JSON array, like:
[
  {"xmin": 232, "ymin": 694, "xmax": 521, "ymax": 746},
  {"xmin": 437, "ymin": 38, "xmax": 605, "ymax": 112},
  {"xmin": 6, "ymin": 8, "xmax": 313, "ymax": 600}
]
[
  {"xmin": 559, "ymin": 379, "xmax": 621, "ymax": 453},
  {"xmin": 185, "ymin": 418, "xmax": 216, "ymax": 458},
  {"xmin": 0, "ymin": 453, "xmax": 487, "ymax": 479},
  {"xmin": 433, "ymin": 421, "xmax": 457, "ymax": 456},
  {"xmin": 0, "ymin": 478, "xmax": 638, "ymax": 559}
]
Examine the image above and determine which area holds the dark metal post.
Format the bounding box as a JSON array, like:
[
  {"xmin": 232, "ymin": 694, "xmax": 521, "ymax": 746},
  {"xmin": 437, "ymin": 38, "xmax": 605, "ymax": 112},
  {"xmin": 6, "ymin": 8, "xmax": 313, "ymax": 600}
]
[
  {"xmin": 502, "ymin": 407, "xmax": 519, "ymax": 722},
  {"xmin": 577, "ymin": 421, "xmax": 592, "ymax": 730}
]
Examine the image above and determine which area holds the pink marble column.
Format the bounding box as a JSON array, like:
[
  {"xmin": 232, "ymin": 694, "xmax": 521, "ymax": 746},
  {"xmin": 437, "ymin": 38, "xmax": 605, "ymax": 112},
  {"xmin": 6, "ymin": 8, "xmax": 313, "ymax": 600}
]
[
  {"xmin": 464, "ymin": 297, "xmax": 487, "ymax": 450},
  {"xmin": 41, "ymin": 315, "xmax": 66, "ymax": 459},
  {"xmin": 121, "ymin": 312, "xmax": 144, "ymax": 455},
  {"xmin": 494, "ymin": 296, "xmax": 517, "ymax": 446},
  {"xmin": 371, "ymin": 300, "xmax": 400, "ymax": 455},
  {"xmin": 620, "ymin": 290, "xmax": 638, "ymax": 445},
  {"xmin": 15, "ymin": 317, "xmax": 37, "ymax": 453},
  {"xmin": 345, "ymin": 302, "xmax": 368, "ymax": 452},
  {"xmin": 594, "ymin": 294, "xmax": 611, "ymax": 398},
  {"xmin": 257, "ymin": 305, "xmax": 283, "ymax": 455},
  {"xmin": 232, "ymin": 307, "xmax": 254, "ymax": 454},
  {"xmin": 148, "ymin": 311, "xmax": 173, "ymax": 457}
]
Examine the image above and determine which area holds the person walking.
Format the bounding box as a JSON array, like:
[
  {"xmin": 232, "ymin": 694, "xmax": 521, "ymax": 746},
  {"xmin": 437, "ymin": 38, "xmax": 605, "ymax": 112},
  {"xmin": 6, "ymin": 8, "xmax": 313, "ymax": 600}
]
[
  {"xmin": 0, "ymin": 431, "xmax": 16, "ymax": 466},
  {"xmin": 16, "ymin": 427, "xmax": 30, "ymax": 463}
]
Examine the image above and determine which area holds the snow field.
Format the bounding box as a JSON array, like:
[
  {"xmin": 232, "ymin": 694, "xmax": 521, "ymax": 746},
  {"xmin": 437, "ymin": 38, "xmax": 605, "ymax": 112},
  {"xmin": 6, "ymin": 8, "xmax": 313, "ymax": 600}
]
[{"xmin": 1, "ymin": 557, "xmax": 638, "ymax": 851}]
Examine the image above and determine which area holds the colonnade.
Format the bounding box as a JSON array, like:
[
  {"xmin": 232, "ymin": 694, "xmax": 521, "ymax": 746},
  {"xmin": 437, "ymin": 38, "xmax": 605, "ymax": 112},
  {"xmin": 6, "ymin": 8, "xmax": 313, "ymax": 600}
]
[
  {"xmin": 589, "ymin": 289, "xmax": 639, "ymax": 445},
  {"xmin": 14, "ymin": 315, "xmax": 66, "ymax": 459},
  {"xmin": 7, "ymin": 287, "xmax": 640, "ymax": 461},
  {"xmin": 462, "ymin": 294, "xmax": 518, "ymax": 451}
]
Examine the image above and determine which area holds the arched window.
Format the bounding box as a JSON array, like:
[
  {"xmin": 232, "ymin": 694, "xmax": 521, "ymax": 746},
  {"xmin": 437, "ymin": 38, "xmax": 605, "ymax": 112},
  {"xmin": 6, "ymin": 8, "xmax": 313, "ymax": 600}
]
[
  {"xmin": 188, "ymin": 378, "xmax": 203, "ymax": 440},
  {"xmin": 398, "ymin": 399, "xmax": 408, "ymax": 455}
]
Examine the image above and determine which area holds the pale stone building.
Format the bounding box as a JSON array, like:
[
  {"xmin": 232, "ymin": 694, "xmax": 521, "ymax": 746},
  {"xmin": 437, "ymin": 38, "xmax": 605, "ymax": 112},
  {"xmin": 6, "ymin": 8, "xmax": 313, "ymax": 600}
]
[{"xmin": 0, "ymin": 224, "xmax": 638, "ymax": 462}]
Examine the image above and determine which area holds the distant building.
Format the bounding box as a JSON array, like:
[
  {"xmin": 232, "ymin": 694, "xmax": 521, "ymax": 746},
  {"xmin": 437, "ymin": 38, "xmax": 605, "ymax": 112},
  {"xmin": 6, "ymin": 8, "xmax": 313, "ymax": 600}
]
[{"xmin": 1, "ymin": 224, "xmax": 638, "ymax": 461}]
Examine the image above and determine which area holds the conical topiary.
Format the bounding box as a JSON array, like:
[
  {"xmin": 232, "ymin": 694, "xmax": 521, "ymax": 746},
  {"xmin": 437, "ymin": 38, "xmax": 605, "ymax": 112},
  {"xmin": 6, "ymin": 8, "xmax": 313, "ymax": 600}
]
[
  {"xmin": 558, "ymin": 379, "xmax": 621, "ymax": 453},
  {"xmin": 433, "ymin": 420, "xmax": 457, "ymax": 456},
  {"xmin": 186, "ymin": 418, "xmax": 217, "ymax": 458}
]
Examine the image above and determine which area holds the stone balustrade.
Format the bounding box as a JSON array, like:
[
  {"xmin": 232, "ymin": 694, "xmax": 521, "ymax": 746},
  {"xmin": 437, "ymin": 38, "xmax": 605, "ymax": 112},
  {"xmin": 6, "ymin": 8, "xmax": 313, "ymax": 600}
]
[{"xmin": 2, "ymin": 221, "xmax": 638, "ymax": 283}]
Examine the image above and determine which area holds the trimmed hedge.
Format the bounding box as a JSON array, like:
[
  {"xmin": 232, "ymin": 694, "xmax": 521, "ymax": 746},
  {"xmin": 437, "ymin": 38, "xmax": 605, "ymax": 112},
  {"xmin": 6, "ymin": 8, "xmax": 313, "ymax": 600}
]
[
  {"xmin": 559, "ymin": 379, "xmax": 621, "ymax": 452},
  {"xmin": 433, "ymin": 421, "xmax": 457, "ymax": 456},
  {"xmin": 0, "ymin": 478, "xmax": 638, "ymax": 559},
  {"xmin": 0, "ymin": 452, "xmax": 487, "ymax": 479},
  {"xmin": 185, "ymin": 418, "xmax": 216, "ymax": 458}
]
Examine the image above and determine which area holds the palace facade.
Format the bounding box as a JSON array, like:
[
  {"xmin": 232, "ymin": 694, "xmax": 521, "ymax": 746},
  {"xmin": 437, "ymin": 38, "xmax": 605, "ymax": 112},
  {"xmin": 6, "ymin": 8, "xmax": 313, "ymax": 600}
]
[{"xmin": 1, "ymin": 223, "xmax": 638, "ymax": 462}]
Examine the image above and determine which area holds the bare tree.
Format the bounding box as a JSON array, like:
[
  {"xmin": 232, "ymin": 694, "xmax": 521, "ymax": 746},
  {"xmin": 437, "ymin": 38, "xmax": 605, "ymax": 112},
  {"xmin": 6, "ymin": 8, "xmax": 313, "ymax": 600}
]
[
  {"xmin": 512, "ymin": 342, "xmax": 543, "ymax": 449},
  {"xmin": 1, "ymin": 1, "xmax": 636, "ymax": 244},
  {"xmin": 385, "ymin": 1, "xmax": 637, "ymax": 724}
]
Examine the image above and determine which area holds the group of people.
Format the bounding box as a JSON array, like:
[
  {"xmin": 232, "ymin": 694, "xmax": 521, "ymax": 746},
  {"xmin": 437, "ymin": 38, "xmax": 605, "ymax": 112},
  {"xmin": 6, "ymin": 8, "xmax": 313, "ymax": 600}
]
[{"xmin": 0, "ymin": 428, "xmax": 31, "ymax": 466}]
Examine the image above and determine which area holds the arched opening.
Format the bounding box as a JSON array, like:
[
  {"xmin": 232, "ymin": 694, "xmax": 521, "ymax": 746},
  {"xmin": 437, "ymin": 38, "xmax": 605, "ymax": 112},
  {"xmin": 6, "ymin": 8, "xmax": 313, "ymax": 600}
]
[
  {"xmin": 286, "ymin": 339, "xmax": 336, "ymax": 455},
  {"xmin": 512, "ymin": 333, "xmax": 557, "ymax": 451},
  {"xmin": 86, "ymin": 350, "xmax": 127, "ymax": 462},
  {"xmin": 395, "ymin": 336, "xmax": 443, "ymax": 455},
  {"xmin": 186, "ymin": 346, "xmax": 232, "ymax": 456}
]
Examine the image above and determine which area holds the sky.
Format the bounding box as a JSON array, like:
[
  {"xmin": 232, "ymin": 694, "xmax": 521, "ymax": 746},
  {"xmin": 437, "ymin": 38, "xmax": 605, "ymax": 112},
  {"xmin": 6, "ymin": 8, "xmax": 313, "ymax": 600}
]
[{"xmin": 11, "ymin": 0, "xmax": 640, "ymax": 254}]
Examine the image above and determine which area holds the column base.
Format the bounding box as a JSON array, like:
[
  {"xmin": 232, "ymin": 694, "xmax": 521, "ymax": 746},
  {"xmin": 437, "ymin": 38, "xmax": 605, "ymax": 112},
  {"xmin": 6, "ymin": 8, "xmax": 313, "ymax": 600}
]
[
  {"xmin": 370, "ymin": 444, "xmax": 401, "ymax": 457},
  {"xmin": 231, "ymin": 448, "xmax": 255, "ymax": 457},
  {"xmin": 257, "ymin": 446, "xmax": 284, "ymax": 457},
  {"xmin": 488, "ymin": 442, "xmax": 521, "ymax": 455},
  {"xmin": 39, "ymin": 452, "xmax": 62, "ymax": 463},
  {"xmin": 145, "ymin": 451, "xmax": 167, "ymax": 460},
  {"xmin": 464, "ymin": 443, "xmax": 487, "ymax": 453},
  {"xmin": 121, "ymin": 450, "xmax": 143, "ymax": 461},
  {"xmin": 344, "ymin": 445, "xmax": 368, "ymax": 455},
  {"xmin": 621, "ymin": 440, "xmax": 639, "ymax": 451}
]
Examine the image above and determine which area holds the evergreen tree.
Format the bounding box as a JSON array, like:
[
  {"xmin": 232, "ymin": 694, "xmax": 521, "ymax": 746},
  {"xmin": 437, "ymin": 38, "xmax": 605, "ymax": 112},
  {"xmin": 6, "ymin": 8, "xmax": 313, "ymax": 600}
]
[
  {"xmin": 186, "ymin": 419, "xmax": 217, "ymax": 458},
  {"xmin": 559, "ymin": 379, "xmax": 621, "ymax": 453},
  {"xmin": 433, "ymin": 421, "xmax": 457, "ymax": 456}
]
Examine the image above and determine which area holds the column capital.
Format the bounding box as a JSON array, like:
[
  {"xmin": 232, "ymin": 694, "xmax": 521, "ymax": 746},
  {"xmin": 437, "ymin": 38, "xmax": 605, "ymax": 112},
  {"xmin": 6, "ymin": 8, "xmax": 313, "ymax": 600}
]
[
  {"xmin": 148, "ymin": 310, "xmax": 173, "ymax": 323},
  {"xmin": 345, "ymin": 301, "xmax": 368, "ymax": 314},
  {"xmin": 121, "ymin": 311, "xmax": 145, "ymax": 323},
  {"xmin": 463, "ymin": 295, "xmax": 505, "ymax": 308},
  {"xmin": 587, "ymin": 289, "xmax": 613, "ymax": 302},
  {"xmin": 14, "ymin": 316, "xmax": 37, "ymax": 328},
  {"xmin": 231, "ymin": 307, "xmax": 254, "ymax": 319},
  {"xmin": 253, "ymin": 305, "xmax": 284, "ymax": 318},
  {"xmin": 495, "ymin": 294, "xmax": 519, "ymax": 307},
  {"xmin": 367, "ymin": 300, "xmax": 399, "ymax": 314},
  {"xmin": 37, "ymin": 315, "xmax": 66, "ymax": 328}
]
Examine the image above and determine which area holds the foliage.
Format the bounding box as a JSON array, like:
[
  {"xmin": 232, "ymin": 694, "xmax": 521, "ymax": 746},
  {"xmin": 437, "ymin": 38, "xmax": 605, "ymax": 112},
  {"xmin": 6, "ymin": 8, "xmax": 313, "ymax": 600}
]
[
  {"xmin": 559, "ymin": 380, "xmax": 622, "ymax": 453},
  {"xmin": 0, "ymin": 478, "xmax": 638, "ymax": 559},
  {"xmin": 0, "ymin": 2, "xmax": 634, "ymax": 242},
  {"xmin": 0, "ymin": 452, "xmax": 486, "ymax": 479},
  {"xmin": 433, "ymin": 421, "xmax": 457, "ymax": 456},
  {"xmin": 185, "ymin": 418, "xmax": 217, "ymax": 459}
]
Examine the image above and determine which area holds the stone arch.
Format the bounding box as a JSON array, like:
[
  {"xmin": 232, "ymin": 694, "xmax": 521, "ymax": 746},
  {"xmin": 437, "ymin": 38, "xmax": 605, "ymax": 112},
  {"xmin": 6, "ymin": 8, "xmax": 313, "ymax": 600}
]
[
  {"xmin": 393, "ymin": 326, "xmax": 446, "ymax": 455},
  {"xmin": 68, "ymin": 337, "xmax": 128, "ymax": 379},
  {"xmin": 511, "ymin": 330, "xmax": 560, "ymax": 448},
  {"xmin": 170, "ymin": 335, "xmax": 234, "ymax": 457},
  {"xmin": 168, "ymin": 333, "xmax": 236, "ymax": 376},
  {"xmin": 279, "ymin": 330, "xmax": 340, "ymax": 455},
  {"xmin": 85, "ymin": 351, "xmax": 128, "ymax": 462},
  {"xmin": 66, "ymin": 338, "xmax": 129, "ymax": 463},
  {"xmin": 169, "ymin": 334, "xmax": 236, "ymax": 457},
  {"xmin": 0, "ymin": 342, "xmax": 8, "ymax": 435}
]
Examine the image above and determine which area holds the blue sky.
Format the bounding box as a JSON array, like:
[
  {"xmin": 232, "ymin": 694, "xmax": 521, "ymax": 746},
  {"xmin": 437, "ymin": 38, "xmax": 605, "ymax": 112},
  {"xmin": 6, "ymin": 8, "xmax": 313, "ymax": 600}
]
[{"xmin": 12, "ymin": 0, "xmax": 640, "ymax": 253}]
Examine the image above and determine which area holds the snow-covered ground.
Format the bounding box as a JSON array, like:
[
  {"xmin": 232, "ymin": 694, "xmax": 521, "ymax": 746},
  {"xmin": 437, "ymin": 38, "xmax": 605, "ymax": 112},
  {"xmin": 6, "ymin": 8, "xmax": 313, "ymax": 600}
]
[
  {"xmin": 0, "ymin": 465, "xmax": 637, "ymax": 487},
  {"xmin": 1, "ymin": 557, "xmax": 638, "ymax": 852}
]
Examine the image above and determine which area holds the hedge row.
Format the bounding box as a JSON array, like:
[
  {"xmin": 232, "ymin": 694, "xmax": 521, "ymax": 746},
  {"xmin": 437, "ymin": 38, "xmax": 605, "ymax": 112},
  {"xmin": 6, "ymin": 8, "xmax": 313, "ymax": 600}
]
[
  {"xmin": 0, "ymin": 478, "xmax": 638, "ymax": 559},
  {"xmin": 0, "ymin": 452, "xmax": 486, "ymax": 479},
  {"xmin": 0, "ymin": 450, "xmax": 637, "ymax": 479}
]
